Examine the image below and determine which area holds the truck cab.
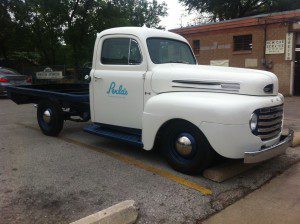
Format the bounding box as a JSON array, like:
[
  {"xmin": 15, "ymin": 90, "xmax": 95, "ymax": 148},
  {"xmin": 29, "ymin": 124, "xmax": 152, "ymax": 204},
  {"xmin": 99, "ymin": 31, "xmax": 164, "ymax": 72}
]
[{"xmin": 7, "ymin": 27, "xmax": 294, "ymax": 174}]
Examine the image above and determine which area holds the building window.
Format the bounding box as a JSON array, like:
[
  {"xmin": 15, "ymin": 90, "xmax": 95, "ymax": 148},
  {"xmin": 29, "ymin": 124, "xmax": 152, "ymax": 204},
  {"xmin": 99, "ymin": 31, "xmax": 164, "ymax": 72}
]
[
  {"xmin": 233, "ymin": 35, "xmax": 252, "ymax": 51},
  {"xmin": 193, "ymin": 40, "xmax": 200, "ymax": 55}
]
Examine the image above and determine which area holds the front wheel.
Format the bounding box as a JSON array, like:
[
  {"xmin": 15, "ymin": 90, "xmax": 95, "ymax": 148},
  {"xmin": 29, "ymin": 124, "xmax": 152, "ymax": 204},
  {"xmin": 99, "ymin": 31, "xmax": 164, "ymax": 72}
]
[
  {"xmin": 161, "ymin": 120, "xmax": 215, "ymax": 174},
  {"xmin": 37, "ymin": 100, "xmax": 64, "ymax": 136}
]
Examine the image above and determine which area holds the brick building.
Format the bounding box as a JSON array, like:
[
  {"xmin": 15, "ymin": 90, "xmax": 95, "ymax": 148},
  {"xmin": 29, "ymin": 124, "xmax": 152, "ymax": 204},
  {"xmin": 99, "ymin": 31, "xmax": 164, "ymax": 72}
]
[{"xmin": 171, "ymin": 10, "xmax": 300, "ymax": 96}]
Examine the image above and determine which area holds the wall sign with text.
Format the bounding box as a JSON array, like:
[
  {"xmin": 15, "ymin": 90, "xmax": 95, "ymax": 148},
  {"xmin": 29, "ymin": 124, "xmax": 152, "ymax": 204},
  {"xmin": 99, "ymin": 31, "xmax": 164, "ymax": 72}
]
[
  {"xmin": 285, "ymin": 33, "xmax": 294, "ymax": 60},
  {"xmin": 210, "ymin": 59, "xmax": 229, "ymax": 67},
  {"xmin": 36, "ymin": 67, "xmax": 63, "ymax": 79},
  {"xmin": 265, "ymin": 40, "xmax": 285, "ymax": 54}
]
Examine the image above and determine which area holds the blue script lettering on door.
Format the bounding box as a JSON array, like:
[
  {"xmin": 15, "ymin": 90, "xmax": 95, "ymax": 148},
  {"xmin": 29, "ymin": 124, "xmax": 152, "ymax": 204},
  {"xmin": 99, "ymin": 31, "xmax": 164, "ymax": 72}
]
[{"xmin": 107, "ymin": 82, "xmax": 128, "ymax": 95}]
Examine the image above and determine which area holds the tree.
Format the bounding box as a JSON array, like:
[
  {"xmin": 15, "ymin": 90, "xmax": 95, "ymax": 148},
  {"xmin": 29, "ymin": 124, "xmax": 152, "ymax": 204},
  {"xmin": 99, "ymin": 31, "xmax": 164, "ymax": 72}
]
[
  {"xmin": 62, "ymin": 0, "xmax": 167, "ymax": 66},
  {"xmin": 0, "ymin": 0, "xmax": 13, "ymax": 60},
  {"xmin": 5, "ymin": 0, "xmax": 65, "ymax": 65},
  {"xmin": 0, "ymin": 0, "xmax": 167, "ymax": 67},
  {"xmin": 63, "ymin": 0, "xmax": 167, "ymax": 65},
  {"xmin": 111, "ymin": 0, "xmax": 167, "ymax": 28},
  {"xmin": 179, "ymin": 0, "xmax": 300, "ymax": 21}
]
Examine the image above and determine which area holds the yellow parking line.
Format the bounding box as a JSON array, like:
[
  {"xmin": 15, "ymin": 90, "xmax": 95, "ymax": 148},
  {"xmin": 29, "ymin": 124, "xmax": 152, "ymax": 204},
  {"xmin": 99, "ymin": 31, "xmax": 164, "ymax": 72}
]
[{"xmin": 18, "ymin": 123, "xmax": 213, "ymax": 195}]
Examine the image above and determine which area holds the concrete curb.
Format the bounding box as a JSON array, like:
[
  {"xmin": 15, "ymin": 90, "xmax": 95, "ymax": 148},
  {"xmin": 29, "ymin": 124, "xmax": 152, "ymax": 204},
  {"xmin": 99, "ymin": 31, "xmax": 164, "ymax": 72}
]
[
  {"xmin": 204, "ymin": 130, "xmax": 300, "ymax": 182},
  {"xmin": 70, "ymin": 200, "xmax": 138, "ymax": 224},
  {"xmin": 203, "ymin": 161, "xmax": 258, "ymax": 182},
  {"xmin": 292, "ymin": 131, "xmax": 300, "ymax": 148}
]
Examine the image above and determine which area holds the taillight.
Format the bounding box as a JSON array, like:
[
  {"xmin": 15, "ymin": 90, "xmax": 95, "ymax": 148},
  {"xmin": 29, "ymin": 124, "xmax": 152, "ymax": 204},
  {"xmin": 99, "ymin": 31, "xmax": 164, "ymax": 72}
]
[
  {"xmin": 26, "ymin": 76, "xmax": 32, "ymax": 83},
  {"xmin": 0, "ymin": 77, "xmax": 9, "ymax": 83}
]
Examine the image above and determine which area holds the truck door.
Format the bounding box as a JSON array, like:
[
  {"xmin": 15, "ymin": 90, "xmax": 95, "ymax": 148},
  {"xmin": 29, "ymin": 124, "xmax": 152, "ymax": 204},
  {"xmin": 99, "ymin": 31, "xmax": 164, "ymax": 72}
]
[{"xmin": 91, "ymin": 35, "xmax": 146, "ymax": 129}]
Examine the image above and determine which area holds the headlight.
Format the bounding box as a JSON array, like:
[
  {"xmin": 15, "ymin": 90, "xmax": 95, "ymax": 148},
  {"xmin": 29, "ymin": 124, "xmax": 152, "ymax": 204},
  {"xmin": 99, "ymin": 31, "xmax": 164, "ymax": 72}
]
[{"xmin": 250, "ymin": 113, "xmax": 258, "ymax": 131}]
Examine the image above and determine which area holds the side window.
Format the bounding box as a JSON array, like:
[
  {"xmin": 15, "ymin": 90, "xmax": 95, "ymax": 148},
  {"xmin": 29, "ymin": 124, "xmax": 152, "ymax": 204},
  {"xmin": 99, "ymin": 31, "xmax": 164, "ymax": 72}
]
[
  {"xmin": 101, "ymin": 38, "xmax": 142, "ymax": 65},
  {"xmin": 129, "ymin": 39, "xmax": 142, "ymax": 64},
  {"xmin": 101, "ymin": 38, "xmax": 130, "ymax": 65}
]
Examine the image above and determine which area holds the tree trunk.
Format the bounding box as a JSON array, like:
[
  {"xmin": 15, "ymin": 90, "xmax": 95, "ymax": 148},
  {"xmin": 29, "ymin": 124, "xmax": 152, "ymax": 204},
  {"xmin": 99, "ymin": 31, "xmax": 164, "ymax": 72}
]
[{"xmin": 0, "ymin": 40, "xmax": 9, "ymax": 61}]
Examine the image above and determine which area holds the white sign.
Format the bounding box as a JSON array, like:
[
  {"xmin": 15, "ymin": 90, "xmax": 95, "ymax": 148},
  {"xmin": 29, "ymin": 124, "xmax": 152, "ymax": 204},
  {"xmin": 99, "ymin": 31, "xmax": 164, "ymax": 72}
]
[
  {"xmin": 36, "ymin": 67, "xmax": 63, "ymax": 79},
  {"xmin": 210, "ymin": 59, "xmax": 229, "ymax": 67},
  {"xmin": 265, "ymin": 40, "xmax": 285, "ymax": 54},
  {"xmin": 200, "ymin": 43, "xmax": 231, "ymax": 51},
  {"xmin": 285, "ymin": 33, "xmax": 294, "ymax": 60},
  {"xmin": 245, "ymin": 58, "xmax": 258, "ymax": 68}
]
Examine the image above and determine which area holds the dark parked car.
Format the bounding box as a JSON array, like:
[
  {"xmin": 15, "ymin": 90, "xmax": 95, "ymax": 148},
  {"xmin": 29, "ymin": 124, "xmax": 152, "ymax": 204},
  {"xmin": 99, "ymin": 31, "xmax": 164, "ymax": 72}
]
[{"xmin": 0, "ymin": 67, "xmax": 31, "ymax": 96}]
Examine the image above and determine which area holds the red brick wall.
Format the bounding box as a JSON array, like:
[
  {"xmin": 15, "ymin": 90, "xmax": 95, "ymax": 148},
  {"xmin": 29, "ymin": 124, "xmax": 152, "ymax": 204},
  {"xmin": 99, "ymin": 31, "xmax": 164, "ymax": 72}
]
[{"xmin": 180, "ymin": 23, "xmax": 293, "ymax": 95}]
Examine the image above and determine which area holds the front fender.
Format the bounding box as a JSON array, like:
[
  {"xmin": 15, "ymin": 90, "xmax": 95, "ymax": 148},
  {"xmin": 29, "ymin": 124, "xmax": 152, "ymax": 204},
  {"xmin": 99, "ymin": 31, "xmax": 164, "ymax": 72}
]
[{"xmin": 142, "ymin": 92, "xmax": 283, "ymax": 151}]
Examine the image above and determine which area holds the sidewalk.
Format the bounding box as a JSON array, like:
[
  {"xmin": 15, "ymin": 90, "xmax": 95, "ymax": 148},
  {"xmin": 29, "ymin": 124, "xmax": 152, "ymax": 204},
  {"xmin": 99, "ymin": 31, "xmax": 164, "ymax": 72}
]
[
  {"xmin": 203, "ymin": 154, "xmax": 300, "ymax": 224},
  {"xmin": 284, "ymin": 97, "xmax": 300, "ymax": 132}
]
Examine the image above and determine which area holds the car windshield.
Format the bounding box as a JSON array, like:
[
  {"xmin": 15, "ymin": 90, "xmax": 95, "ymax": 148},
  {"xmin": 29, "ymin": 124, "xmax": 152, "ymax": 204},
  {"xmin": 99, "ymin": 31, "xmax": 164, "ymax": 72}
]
[
  {"xmin": 0, "ymin": 68, "xmax": 21, "ymax": 75},
  {"xmin": 147, "ymin": 38, "xmax": 196, "ymax": 65}
]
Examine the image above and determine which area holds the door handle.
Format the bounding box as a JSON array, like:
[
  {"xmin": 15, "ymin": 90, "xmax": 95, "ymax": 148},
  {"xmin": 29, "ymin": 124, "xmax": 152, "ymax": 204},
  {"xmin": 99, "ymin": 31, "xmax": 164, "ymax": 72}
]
[{"xmin": 94, "ymin": 75, "xmax": 102, "ymax": 80}]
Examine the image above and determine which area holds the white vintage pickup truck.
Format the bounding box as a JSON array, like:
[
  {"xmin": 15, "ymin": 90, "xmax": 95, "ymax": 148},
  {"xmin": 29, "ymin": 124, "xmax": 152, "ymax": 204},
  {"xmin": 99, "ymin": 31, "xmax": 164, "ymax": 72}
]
[{"xmin": 7, "ymin": 27, "xmax": 293, "ymax": 174}]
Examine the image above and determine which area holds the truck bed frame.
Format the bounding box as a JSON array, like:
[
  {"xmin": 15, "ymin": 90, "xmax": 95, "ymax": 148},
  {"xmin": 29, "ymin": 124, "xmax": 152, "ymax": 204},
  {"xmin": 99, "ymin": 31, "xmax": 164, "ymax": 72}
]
[{"xmin": 7, "ymin": 84, "xmax": 90, "ymax": 121}]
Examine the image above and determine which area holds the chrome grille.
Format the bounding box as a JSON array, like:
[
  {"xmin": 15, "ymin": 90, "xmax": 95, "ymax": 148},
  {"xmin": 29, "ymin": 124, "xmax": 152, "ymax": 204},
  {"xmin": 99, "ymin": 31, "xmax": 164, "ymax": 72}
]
[{"xmin": 256, "ymin": 104, "xmax": 283, "ymax": 141}]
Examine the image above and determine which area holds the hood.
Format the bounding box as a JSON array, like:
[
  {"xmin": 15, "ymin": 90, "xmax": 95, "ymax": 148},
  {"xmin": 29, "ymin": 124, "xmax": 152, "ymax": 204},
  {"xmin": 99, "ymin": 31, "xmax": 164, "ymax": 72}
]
[{"xmin": 151, "ymin": 64, "xmax": 278, "ymax": 96}]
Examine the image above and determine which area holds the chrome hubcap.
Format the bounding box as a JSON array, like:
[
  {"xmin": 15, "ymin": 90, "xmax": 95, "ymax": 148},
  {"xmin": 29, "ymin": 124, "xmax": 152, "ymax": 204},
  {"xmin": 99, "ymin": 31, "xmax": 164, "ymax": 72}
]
[
  {"xmin": 43, "ymin": 109, "xmax": 52, "ymax": 123},
  {"xmin": 175, "ymin": 135, "xmax": 193, "ymax": 156}
]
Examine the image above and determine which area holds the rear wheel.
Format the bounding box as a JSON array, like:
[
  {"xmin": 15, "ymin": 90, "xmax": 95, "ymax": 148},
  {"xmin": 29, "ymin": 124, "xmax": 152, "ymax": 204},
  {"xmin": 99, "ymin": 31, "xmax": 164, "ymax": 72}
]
[
  {"xmin": 161, "ymin": 120, "xmax": 215, "ymax": 174},
  {"xmin": 37, "ymin": 100, "xmax": 64, "ymax": 136}
]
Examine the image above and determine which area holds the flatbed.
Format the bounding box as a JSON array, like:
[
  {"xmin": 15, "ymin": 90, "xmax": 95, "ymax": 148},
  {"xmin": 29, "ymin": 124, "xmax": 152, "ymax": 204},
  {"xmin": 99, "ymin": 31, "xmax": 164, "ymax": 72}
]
[
  {"xmin": 7, "ymin": 84, "xmax": 90, "ymax": 135},
  {"xmin": 7, "ymin": 83, "xmax": 89, "ymax": 104}
]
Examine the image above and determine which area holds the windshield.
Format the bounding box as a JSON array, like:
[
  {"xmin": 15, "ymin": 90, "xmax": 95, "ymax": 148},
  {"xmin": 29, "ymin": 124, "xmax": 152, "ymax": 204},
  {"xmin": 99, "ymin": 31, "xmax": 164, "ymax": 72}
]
[
  {"xmin": 147, "ymin": 38, "xmax": 196, "ymax": 64},
  {"xmin": 0, "ymin": 67, "xmax": 21, "ymax": 76}
]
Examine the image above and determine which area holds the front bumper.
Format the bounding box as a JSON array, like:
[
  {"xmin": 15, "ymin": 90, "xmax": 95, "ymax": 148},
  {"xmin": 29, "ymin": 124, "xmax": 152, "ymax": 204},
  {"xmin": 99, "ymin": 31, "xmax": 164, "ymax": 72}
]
[{"xmin": 244, "ymin": 129, "xmax": 294, "ymax": 163}]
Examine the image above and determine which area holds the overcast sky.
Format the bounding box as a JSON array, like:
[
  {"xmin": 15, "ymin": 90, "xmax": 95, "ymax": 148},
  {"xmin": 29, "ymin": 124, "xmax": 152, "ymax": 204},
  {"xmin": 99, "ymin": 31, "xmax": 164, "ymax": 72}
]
[{"xmin": 157, "ymin": 0, "xmax": 199, "ymax": 30}]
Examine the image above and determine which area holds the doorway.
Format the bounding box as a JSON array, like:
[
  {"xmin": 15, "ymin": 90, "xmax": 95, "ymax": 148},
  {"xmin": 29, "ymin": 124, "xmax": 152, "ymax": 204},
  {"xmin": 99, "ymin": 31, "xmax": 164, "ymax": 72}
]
[
  {"xmin": 294, "ymin": 34, "xmax": 300, "ymax": 95},
  {"xmin": 294, "ymin": 52, "xmax": 300, "ymax": 95}
]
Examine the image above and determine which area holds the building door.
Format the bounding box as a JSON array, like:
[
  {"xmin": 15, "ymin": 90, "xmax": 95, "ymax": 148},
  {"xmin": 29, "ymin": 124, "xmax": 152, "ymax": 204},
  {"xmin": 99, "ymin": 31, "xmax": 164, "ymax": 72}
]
[
  {"xmin": 294, "ymin": 34, "xmax": 300, "ymax": 95},
  {"xmin": 294, "ymin": 52, "xmax": 300, "ymax": 95}
]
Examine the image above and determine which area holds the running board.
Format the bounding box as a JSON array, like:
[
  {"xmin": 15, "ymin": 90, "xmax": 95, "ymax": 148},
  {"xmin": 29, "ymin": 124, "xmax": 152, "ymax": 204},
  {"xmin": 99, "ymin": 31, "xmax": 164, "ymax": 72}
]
[{"xmin": 83, "ymin": 124, "xmax": 143, "ymax": 147}]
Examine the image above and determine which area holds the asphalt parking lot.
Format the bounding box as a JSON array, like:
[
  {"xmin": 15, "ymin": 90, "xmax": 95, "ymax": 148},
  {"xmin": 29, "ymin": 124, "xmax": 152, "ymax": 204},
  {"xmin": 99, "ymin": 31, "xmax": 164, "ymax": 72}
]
[{"xmin": 0, "ymin": 97, "xmax": 300, "ymax": 224}]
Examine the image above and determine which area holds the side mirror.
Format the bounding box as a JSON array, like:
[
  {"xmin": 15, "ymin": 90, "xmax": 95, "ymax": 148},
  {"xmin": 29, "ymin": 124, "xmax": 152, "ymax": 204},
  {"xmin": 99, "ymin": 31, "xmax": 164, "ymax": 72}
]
[{"xmin": 84, "ymin": 75, "xmax": 91, "ymax": 83}]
